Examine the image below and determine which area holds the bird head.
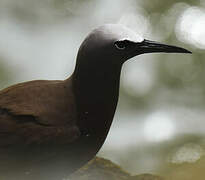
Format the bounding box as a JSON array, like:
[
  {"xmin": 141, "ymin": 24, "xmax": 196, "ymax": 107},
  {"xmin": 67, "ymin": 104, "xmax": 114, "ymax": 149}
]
[{"xmin": 76, "ymin": 24, "xmax": 191, "ymax": 66}]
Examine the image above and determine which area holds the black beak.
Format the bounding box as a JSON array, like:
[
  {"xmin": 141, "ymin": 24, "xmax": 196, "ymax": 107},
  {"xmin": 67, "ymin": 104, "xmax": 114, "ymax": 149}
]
[{"xmin": 138, "ymin": 39, "xmax": 192, "ymax": 54}]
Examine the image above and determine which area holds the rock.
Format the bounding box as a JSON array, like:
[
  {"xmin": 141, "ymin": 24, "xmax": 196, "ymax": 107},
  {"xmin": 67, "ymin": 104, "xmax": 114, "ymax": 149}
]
[
  {"xmin": 130, "ymin": 174, "xmax": 164, "ymax": 180},
  {"xmin": 68, "ymin": 157, "xmax": 164, "ymax": 180}
]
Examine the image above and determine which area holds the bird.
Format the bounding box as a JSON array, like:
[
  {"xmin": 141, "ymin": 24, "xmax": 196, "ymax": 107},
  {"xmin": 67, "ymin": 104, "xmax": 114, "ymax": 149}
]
[{"xmin": 0, "ymin": 24, "xmax": 191, "ymax": 180}]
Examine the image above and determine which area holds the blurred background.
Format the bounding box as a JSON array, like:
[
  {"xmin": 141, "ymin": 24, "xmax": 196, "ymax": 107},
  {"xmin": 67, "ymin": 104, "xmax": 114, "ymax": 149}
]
[{"xmin": 0, "ymin": 0, "xmax": 204, "ymax": 179}]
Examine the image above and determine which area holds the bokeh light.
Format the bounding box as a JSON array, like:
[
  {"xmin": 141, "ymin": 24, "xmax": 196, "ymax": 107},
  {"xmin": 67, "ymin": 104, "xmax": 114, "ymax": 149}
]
[
  {"xmin": 176, "ymin": 6, "xmax": 205, "ymax": 49},
  {"xmin": 143, "ymin": 112, "xmax": 175, "ymax": 142}
]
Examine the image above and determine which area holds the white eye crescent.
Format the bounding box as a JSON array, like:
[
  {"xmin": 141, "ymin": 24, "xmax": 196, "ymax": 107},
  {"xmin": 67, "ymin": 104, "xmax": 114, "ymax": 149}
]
[{"xmin": 114, "ymin": 41, "xmax": 126, "ymax": 50}]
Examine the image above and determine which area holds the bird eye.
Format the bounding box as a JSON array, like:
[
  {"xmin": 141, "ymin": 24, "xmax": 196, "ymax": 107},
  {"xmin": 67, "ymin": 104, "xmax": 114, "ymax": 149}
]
[{"xmin": 114, "ymin": 41, "xmax": 126, "ymax": 50}]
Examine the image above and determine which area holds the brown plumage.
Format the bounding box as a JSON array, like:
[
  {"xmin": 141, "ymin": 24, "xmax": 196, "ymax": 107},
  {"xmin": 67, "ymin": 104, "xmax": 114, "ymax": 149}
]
[
  {"xmin": 0, "ymin": 24, "xmax": 191, "ymax": 180},
  {"xmin": 0, "ymin": 78, "xmax": 80, "ymax": 179}
]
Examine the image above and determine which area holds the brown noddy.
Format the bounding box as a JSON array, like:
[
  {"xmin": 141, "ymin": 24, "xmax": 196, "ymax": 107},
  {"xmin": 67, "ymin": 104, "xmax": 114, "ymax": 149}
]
[{"xmin": 0, "ymin": 24, "xmax": 191, "ymax": 180}]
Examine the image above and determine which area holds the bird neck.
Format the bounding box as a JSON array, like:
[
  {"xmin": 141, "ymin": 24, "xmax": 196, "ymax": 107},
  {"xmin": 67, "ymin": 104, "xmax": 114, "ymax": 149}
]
[{"xmin": 72, "ymin": 60, "xmax": 123, "ymax": 140}]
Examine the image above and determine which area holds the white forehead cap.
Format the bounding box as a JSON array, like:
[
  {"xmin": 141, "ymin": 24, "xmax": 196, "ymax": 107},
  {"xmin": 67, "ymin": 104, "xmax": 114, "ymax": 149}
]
[{"xmin": 97, "ymin": 24, "xmax": 144, "ymax": 43}]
